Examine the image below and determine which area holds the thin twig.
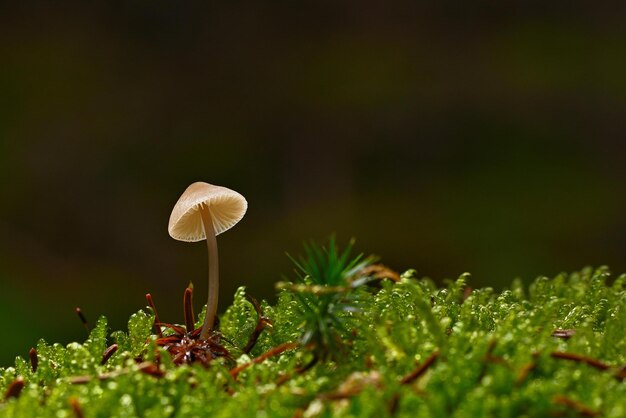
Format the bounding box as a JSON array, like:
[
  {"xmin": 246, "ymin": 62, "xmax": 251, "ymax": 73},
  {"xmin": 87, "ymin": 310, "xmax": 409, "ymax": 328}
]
[
  {"xmin": 243, "ymin": 295, "xmax": 273, "ymax": 354},
  {"xmin": 550, "ymin": 351, "xmax": 610, "ymax": 371},
  {"xmin": 552, "ymin": 395, "xmax": 600, "ymax": 417},
  {"xmin": 516, "ymin": 352, "xmax": 540, "ymax": 386},
  {"xmin": 276, "ymin": 354, "xmax": 319, "ymax": 386},
  {"xmin": 230, "ymin": 342, "xmax": 298, "ymax": 379},
  {"xmin": 551, "ymin": 350, "xmax": 626, "ymax": 381},
  {"xmin": 355, "ymin": 264, "xmax": 401, "ymax": 283},
  {"xmin": 400, "ymin": 351, "xmax": 439, "ymax": 385}
]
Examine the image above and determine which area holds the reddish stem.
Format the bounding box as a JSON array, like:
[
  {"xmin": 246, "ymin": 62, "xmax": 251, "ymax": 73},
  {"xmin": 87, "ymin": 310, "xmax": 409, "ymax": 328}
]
[
  {"xmin": 75, "ymin": 307, "xmax": 90, "ymax": 333},
  {"xmin": 550, "ymin": 351, "xmax": 610, "ymax": 371},
  {"xmin": 145, "ymin": 294, "xmax": 163, "ymax": 337},
  {"xmin": 101, "ymin": 344, "xmax": 119, "ymax": 365},
  {"xmin": 552, "ymin": 395, "xmax": 600, "ymax": 417},
  {"xmin": 230, "ymin": 342, "xmax": 298, "ymax": 378},
  {"xmin": 184, "ymin": 287, "xmax": 195, "ymax": 333},
  {"xmin": 69, "ymin": 397, "xmax": 85, "ymax": 418},
  {"xmin": 400, "ymin": 351, "xmax": 440, "ymax": 385},
  {"xmin": 4, "ymin": 377, "xmax": 24, "ymax": 400},
  {"xmin": 243, "ymin": 295, "xmax": 272, "ymax": 354},
  {"xmin": 29, "ymin": 348, "xmax": 38, "ymax": 373}
]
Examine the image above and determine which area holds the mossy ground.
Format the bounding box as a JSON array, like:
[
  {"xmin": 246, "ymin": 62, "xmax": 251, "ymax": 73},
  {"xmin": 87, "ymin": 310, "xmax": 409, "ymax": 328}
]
[{"xmin": 1, "ymin": 265, "xmax": 625, "ymax": 417}]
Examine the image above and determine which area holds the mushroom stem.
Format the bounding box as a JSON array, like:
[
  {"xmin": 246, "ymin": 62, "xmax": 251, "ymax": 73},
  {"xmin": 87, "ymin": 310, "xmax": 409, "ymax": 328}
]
[{"xmin": 199, "ymin": 204, "xmax": 219, "ymax": 340}]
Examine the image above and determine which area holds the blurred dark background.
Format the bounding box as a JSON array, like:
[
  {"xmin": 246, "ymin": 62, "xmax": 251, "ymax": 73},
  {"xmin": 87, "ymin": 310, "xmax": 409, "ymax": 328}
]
[{"xmin": 1, "ymin": 2, "xmax": 625, "ymax": 365}]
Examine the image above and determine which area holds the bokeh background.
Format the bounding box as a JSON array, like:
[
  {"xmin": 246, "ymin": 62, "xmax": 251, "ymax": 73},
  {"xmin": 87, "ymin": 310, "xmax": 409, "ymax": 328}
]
[{"xmin": 1, "ymin": 2, "xmax": 625, "ymax": 365}]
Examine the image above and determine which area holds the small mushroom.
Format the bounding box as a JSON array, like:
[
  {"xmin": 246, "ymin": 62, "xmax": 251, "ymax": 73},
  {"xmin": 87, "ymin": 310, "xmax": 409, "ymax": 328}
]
[{"xmin": 168, "ymin": 182, "xmax": 247, "ymax": 339}]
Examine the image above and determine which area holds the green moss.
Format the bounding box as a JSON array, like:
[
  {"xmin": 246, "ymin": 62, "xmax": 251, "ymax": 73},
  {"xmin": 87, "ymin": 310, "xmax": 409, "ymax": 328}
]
[{"xmin": 1, "ymin": 261, "xmax": 626, "ymax": 417}]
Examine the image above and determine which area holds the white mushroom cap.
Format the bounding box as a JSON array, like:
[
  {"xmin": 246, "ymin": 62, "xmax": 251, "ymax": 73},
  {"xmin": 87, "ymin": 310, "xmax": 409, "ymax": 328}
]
[{"xmin": 168, "ymin": 182, "xmax": 247, "ymax": 242}]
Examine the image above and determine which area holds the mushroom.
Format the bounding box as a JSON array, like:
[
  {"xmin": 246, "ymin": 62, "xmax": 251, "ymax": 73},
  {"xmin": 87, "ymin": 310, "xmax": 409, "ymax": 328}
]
[{"xmin": 168, "ymin": 182, "xmax": 247, "ymax": 339}]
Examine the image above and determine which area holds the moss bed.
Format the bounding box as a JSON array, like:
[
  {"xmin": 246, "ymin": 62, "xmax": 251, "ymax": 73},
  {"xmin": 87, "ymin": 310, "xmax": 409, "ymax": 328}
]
[{"xmin": 1, "ymin": 243, "xmax": 625, "ymax": 417}]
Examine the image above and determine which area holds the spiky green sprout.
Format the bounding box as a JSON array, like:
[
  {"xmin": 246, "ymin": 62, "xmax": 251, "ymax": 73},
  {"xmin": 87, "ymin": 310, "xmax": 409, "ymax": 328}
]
[{"xmin": 276, "ymin": 237, "xmax": 377, "ymax": 362}]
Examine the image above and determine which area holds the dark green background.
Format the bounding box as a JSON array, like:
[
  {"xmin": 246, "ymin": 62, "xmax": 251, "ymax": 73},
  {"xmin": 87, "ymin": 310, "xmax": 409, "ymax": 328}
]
[{"xmin": 1, "ymin": 2, "xmax": 625, "ymax": 365}]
